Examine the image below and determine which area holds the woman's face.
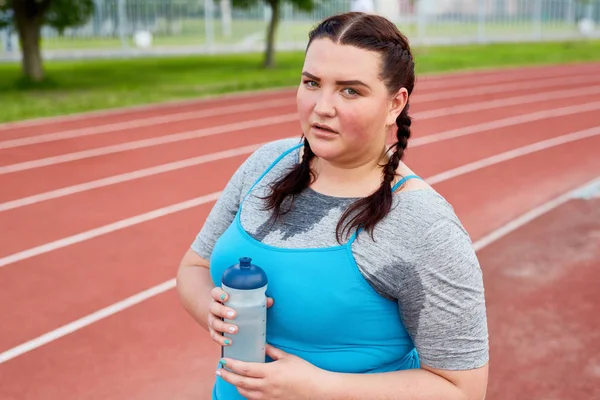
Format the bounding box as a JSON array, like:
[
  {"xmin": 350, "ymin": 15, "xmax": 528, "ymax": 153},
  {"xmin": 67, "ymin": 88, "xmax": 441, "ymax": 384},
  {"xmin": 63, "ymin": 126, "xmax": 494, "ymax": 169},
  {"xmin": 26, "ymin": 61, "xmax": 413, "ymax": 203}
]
[{"xmin": 296, "ymin": 38, "xmax": 406, "ymax": 166}]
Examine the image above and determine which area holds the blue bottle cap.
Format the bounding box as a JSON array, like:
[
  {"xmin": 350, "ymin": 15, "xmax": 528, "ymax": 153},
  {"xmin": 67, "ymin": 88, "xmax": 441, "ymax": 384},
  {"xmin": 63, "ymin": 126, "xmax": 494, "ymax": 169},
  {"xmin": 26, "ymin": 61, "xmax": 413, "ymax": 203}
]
[{"xmin": 222, "ymin": 257, "xmax": 268, "ymax": 290}]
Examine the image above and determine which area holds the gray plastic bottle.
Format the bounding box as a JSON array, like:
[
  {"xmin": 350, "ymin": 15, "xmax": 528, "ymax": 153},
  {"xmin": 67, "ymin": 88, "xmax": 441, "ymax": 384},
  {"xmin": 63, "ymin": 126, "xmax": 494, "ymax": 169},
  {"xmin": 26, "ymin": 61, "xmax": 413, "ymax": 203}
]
[{"xmin": 221, "ymin": 257, "xmax": 268, "ymax": 363}]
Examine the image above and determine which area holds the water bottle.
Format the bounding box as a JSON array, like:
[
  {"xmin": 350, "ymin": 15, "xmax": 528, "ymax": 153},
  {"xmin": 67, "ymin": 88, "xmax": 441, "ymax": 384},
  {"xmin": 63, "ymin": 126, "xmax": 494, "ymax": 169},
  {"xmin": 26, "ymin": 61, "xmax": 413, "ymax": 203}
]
[{"xmin": 221, "ymin": 257, "xmax": 268, "ymax": 364}]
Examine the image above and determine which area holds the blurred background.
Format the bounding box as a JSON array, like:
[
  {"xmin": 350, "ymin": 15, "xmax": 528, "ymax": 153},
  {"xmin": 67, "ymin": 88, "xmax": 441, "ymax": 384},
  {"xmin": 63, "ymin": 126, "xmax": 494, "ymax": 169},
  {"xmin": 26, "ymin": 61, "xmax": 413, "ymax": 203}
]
[
  {"xmin": 1, "ymin": 1, "xmax": 600, "ymax": 400},
  {"xmin": 0, "ymin": 0, "xmax": 599, "ymax": 123}
]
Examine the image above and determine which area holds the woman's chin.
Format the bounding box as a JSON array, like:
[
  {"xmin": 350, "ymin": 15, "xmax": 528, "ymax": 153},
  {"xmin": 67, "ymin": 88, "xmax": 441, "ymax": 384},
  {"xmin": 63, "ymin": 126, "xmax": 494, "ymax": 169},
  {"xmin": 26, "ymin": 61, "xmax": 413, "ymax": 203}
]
[{"xmin": 307, "ymin": 137, "xmax": 343, "ymax": 160}]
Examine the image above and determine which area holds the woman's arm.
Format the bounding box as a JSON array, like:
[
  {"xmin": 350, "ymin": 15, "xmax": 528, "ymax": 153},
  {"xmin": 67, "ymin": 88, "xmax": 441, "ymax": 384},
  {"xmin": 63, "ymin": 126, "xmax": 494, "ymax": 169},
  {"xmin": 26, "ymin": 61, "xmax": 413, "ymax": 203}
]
[
  {"xmin": 321, "ymin": 363, "xmax": 488, "ymax": 400},
  {"xmin": 216, "ymin": 344, "xmax": 487, "ymax": 400},
  {"xmin": 176, "ymin": 249, "xmax": 214, "ymax": 330}
]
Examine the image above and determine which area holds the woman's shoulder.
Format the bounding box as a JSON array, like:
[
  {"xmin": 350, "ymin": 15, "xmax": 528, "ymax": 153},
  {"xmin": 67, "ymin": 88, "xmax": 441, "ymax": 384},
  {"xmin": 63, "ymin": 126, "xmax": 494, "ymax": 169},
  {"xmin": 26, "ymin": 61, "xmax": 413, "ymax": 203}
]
[
  {"xmin": 234, "ymin": 138, "xmax": 302, "ymax": 193},
  {"xmin": 238, "ymin": 137, "xmax": 301, "ymax": 175},
  {"xmin": 244, "ymin": 137, "xmax": 302, "ymax": 170},
  {"xmin": 373, "ymin": 187, "xmax": 469, "ymax": 245},
  {"xmin": 395, "ymin": 188, "xmax": 457, "ymax": 222}
]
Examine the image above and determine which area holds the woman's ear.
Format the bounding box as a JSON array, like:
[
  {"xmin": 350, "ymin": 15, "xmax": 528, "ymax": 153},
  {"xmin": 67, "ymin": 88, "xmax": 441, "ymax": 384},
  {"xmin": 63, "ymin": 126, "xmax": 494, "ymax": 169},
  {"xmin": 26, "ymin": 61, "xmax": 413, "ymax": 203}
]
[{"xmin": 386, "ymin": 88, "xmax": 408, "ymax": 127}]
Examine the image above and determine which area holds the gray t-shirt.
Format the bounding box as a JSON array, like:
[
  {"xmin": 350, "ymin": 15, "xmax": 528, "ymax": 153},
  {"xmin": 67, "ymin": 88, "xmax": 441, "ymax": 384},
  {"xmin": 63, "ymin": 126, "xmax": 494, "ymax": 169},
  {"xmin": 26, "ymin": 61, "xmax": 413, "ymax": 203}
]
[{"xmin": 192, "ymin": 138, "xmax": 489, "ymax": 371}]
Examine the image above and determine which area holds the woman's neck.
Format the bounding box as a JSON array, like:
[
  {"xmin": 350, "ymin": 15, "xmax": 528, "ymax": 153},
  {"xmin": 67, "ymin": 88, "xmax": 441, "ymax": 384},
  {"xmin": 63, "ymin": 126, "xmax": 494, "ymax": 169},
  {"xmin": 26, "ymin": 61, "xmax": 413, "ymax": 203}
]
[{"xmin": 309, "ymin": 150, "xmax": 389, "ymax": 198}]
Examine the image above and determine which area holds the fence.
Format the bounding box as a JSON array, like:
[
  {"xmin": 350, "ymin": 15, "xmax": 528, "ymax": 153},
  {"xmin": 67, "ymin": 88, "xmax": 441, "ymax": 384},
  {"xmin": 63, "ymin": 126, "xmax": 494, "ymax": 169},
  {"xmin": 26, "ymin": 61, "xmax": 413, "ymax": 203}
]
[{"xmin": 1, "ymin": 0, "xmax": 599, "ymax": 57}]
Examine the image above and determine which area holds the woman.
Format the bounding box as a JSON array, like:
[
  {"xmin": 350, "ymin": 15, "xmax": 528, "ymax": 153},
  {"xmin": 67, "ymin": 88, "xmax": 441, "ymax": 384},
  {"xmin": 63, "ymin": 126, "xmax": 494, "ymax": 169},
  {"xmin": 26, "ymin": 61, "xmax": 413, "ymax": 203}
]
[{"xmin": 177, "ymin": 12, "xmax": 489, "ymax": 400}]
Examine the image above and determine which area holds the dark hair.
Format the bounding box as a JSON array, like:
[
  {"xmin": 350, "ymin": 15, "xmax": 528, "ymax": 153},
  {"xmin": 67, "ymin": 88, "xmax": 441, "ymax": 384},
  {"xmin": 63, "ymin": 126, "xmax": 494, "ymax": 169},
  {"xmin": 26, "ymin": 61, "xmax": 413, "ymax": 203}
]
[{"xmin": 263, "ymin": 12, "xmax": 415, "ymax": 242}]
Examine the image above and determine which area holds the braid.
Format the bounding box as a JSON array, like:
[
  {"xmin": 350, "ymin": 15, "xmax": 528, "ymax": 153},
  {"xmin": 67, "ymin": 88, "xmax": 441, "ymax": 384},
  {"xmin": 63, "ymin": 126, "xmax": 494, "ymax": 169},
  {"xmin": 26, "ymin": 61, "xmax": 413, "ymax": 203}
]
[
  {"xmin": 395, "ymin": 101, "xmax": 411, "ymax": 159},
  {"xmin": 261, "ymin": 137, "xmax": 315, "ymax": 223}
]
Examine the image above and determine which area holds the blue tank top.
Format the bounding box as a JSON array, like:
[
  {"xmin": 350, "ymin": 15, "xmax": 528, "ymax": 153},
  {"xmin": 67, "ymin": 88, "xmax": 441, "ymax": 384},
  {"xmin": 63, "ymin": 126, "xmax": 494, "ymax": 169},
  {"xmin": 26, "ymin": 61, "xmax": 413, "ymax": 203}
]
[{"xmin": 209, "ymin": 143, "xmax": 422, "ymax": 399}]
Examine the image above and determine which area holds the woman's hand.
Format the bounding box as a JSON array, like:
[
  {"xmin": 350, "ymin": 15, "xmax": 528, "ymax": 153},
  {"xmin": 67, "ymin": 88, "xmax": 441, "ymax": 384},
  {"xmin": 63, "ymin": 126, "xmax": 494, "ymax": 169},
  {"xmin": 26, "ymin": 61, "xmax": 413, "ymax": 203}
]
[
  {"xmin": 216, "ymin": 344, "xmax": 329, "ymax": 400},
  {"xmin": 207, "ymin": 287, "xmax": 274, "ymax": 347}
]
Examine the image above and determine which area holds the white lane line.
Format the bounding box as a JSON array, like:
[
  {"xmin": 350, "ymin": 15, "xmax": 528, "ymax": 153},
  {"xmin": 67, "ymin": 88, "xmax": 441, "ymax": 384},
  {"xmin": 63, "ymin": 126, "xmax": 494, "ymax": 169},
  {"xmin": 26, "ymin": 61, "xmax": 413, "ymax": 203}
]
[
  {"xmin": 3, "ymin": 100, "xmax": 600, "ymax": 177},
  {"xmin": 0, "ymin": 142, "xmax": 276, "ymax": 212},
  {"xmin": 426, "ymin": 126, "xmax": 600, "ymax": 185},
  {"xmin": 1, "ymin": 63, "xmax": 597, "ymax": 132},
  {"xmin": 0, "ymin": 99, "xmax": 297, "ymax": 150},
  {"xmin": 2, "ymin": 125, "xmax": 599, "ymax": 270},
  {"xmin": 410, "ymin": 101, "xmax": 600, "ymax": 146},
  {"xmin": 571, "ymin": 179, "xmax": 600, "ymax": 199},
  {"xmin": 473, "ymin": 177, "xmax": 600, "ymax": 251},
  {"xmin": 416, "ymin": 64, "xmax": 600, "ymax": 91},
  {"xmin": 417, "ymin": 73, "xmax": 600, "ymax": 102},
  {"xmin": 0, "ymin": 87, "xmax": 296, "ymax": 131},
  {"xmin": 2, "ymin": 159, "xmax": 599, "ymax": 364},
  {"xmin": 0, "ymin": 192, "xmax": 222, "ymax": 269},
  {"xmin": 0, "ymin": 114, "xmax": 299, "ymax": 175},
  {"xmin": 412, "ymin": 85, "xmax": 600, "ymax": 120},
  {"xmin": 3, "ymin": 72, "xmax": 600, "ymax": 149},
  {"xmin": 3, "ymin": 101, "xmax": 600, "ymax": 211},
  {"xmin": 0, "ymin": 278, "xmax": 178, "ymax": 364}
]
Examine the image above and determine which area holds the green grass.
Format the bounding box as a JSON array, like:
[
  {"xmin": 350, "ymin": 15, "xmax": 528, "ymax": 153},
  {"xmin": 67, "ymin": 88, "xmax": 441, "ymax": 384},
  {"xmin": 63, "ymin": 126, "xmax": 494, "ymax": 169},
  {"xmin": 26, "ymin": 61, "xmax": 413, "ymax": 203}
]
[{"xmin": 1, "ymin": 39, "xmax": 600, "ymax": 123}]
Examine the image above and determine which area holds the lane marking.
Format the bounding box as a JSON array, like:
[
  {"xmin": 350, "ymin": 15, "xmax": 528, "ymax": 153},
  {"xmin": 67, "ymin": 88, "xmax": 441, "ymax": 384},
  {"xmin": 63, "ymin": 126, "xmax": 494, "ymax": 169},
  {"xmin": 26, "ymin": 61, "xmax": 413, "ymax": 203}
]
[
  {"xmin": 3, "ymin": 100, "xmax": 600, "ymax": 177},
  {"xmin": 0, "ymin": 114, "xmax": 299, "ymax": 175},
  {"xmin": 0, "ymin": 87, "xmax": 295, "ymax": 131},
  {"xmin": 0, "ymin": 142, "xmax": 274, "ymax": 212},
  {"xmin": 0, "ymin": 192, "xmax": 222, "ymax": 269},
  {"xmin": 473, "ymin": 177, "xmax": 600, "ymax": 251},
  {"xmin": 415, "ymin": 63, "xmax": 600, "ymax": 90},
  {"xmin": 571, "ymin": 179, "xmax": 600, "ymax": 200},
  {"xmin": 2, "ymin": 64, "xmax": 597, "ymax": 132},
  {"xmin": 0, "ymin": 279, "xmax": 178, "ymax": 364},
  {"xmin": 426, "ymin": 126, "xmax": 600, "ymax": 184},
  {"xmin": 0, "ymin": 98, "xmax": 296, "ymax": 150},
  {"xmin": 417, "ymin": 73, "xmax": 600, "ymax": 102},
  {"xmin": 409, "ymin": 101, "xmax": 600, "ymax": 146},
  {"xmin": 3, "ymin": 170, "xmax": 599, "ymax": 364},
  {"xmin": 412, "ymin": 85, "xmax": 600, "ymax": 120},
  {"xmin": 3, "ymin": 101, "xmax": 600, "ymax": 211},
  {"xmin": 2, "ymin": 73, "xmax": 600, "ymax": 149},
  {"xmin": 2, "ymin": 125, "xmax": 599, "ymax": 270}
]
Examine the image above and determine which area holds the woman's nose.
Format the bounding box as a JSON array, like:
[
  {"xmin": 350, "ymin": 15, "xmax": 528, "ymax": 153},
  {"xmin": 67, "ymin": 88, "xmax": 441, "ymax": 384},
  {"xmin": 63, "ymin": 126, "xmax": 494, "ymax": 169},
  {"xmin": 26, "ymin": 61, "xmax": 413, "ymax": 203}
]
[{"xmin": 314, "ymin": 93, "xmax": 336, "ymax": 118}]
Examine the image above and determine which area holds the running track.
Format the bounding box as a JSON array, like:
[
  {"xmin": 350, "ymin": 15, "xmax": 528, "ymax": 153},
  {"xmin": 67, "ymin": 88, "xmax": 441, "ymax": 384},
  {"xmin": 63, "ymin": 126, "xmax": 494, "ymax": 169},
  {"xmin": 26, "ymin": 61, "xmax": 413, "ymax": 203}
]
[{"xmin": 1, "ymin": 62, "xmax": 599, "ymax": 400}]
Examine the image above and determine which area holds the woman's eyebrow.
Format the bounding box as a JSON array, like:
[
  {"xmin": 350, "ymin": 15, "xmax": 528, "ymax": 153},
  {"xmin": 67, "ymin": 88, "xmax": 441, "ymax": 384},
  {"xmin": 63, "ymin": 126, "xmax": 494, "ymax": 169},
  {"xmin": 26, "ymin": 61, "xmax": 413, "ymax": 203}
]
[{"xmin": 302, "ymin": 71, "xmax": 371, "ymax": 90}]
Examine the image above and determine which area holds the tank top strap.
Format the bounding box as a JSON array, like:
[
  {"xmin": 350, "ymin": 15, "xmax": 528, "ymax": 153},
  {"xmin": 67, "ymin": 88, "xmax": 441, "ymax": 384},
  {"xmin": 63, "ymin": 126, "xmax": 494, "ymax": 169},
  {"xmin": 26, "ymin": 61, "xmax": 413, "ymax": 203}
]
[
  {"xmin": 347, "ymin": 174, "xmax": 423, "ymax": 246},
  {"xmin": 241, "ymin": 142, "xmax": 304, "ymax": 203}
]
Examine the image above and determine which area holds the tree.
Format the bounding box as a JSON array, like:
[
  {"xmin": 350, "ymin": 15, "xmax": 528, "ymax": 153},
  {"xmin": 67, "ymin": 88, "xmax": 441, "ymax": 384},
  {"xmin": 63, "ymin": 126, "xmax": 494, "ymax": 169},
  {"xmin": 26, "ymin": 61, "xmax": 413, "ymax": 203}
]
[
  {"xmin": 0, "ymin": 0, "xmax": 94, "ymax": 82},
  {"xmin": 232, "ymin": 0, "xmax": 316, "ymax": 68}
]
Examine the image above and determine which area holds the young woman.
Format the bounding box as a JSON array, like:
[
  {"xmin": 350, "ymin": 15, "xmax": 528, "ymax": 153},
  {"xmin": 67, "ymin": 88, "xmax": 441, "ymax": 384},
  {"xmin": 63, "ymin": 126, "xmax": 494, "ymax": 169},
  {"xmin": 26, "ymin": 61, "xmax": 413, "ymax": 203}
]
[{"xmin": 177, "ymin": 12, "xmax": 489, "ymax": 400}]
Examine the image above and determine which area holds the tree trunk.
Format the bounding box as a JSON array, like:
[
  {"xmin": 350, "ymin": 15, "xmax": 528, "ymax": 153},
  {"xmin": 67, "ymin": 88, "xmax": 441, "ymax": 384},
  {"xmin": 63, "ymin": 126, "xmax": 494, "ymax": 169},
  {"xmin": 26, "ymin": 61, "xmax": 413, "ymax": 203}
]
[
  {"xmin": 13, "ymin": 4, "xmax": 45, "ymax": 82},
  {"xmin": 264, "ymin": 0, "xmax": 280, "ymax": 69}
]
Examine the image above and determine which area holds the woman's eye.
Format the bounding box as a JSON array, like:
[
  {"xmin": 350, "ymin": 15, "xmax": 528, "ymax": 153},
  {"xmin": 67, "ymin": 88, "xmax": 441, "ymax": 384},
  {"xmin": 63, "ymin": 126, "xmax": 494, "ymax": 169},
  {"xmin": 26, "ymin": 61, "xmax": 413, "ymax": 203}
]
[
  {"xmin": 303, "ymin": 80, "xmax": 319, "ymax": 88},
  {"xmin": 343, "ymin": 88, "xmax": 359, "ymax": 96}
]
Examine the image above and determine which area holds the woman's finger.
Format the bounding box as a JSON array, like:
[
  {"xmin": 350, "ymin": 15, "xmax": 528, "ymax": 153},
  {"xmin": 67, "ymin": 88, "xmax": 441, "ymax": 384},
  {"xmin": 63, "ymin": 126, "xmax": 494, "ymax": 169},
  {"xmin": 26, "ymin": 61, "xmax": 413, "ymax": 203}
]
[
  {"xmin": 211, "ymin": 286, "xmax": 229, "ymax": 302},
  {"xmin": 217, "ymin": 365, "xmax": 264, "ymax": 388},
  {"xmin": 208, "ymin": 316, "xmax": 234, "ymax": 347},
  {"xmin": 209, "ymin": 300, "xmax": 236, "ymax": 320},
  {"xmin": 266, "ymin": 297, "xmax": 275, "ymax": 308},
  {"xmin": 210, "ymin": 314, "xmax": 238, "ymax": 335}
]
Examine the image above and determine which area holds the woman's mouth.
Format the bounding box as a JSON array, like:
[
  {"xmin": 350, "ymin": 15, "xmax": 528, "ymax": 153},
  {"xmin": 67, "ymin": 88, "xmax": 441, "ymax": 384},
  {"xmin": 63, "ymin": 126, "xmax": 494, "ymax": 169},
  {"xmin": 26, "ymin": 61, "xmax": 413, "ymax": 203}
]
[{"xmin": 312, "ymin": 123, "xmax": 337, "ymax": 134}]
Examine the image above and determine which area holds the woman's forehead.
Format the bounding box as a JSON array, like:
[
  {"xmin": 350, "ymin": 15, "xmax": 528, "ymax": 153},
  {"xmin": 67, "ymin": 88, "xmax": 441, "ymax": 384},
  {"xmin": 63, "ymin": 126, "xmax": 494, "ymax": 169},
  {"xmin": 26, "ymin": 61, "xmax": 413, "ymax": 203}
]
[{"xmin": 304, "ymin": 39, "xmax": 381, "ymax": 81}]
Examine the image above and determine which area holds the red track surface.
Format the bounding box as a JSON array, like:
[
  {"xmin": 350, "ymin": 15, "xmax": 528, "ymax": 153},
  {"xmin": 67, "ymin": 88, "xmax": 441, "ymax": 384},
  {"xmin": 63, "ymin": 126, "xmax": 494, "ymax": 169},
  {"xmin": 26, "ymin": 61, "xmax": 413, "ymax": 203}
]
[{"xmin": 1, "ymin": 62, "xmax": 599, "ymax": 400}]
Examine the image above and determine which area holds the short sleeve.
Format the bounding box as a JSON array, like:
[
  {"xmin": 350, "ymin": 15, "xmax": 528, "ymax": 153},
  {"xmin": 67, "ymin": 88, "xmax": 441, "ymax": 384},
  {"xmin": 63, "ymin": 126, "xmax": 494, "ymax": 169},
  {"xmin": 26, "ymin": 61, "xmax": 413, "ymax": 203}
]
[
  {"xmin": 189, "ymin": 138, "xmax": 301, "ymax": 260},
  {"xmin": 190, "ymin": 154, "xmax": 253, "ymax": 260},
  {"xmin": 397, "ymin": 217, "xmax": 489, "ymax": 370}
]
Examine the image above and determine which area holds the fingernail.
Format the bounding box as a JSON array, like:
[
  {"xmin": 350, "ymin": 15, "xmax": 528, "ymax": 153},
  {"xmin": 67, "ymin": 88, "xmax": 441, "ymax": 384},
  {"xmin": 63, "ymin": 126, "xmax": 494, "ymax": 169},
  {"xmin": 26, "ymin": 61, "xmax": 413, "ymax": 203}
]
[
  {"xmin": 216, "ymin": 370, "xmax": 222, "ymax": 376},
  {"xmin": 226, "ymin": 311, "xmax": 234, "ymax": 318},
  {"xmin": 220, "ymin": 294, "xmax": 226, "ymax": 301},
  {"xmin": 224, "ymin": 339, "xmax": 231, "ymax": 345},
  {"xmin": 219, "ymin": 358, "xmax": 227, "ymax": 365},
  {"xmin": 228, "ymin": 326, "xmax": 236, "ymax": 333}
]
